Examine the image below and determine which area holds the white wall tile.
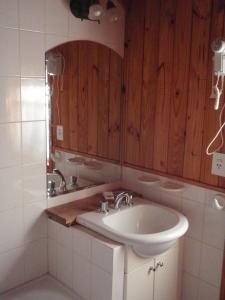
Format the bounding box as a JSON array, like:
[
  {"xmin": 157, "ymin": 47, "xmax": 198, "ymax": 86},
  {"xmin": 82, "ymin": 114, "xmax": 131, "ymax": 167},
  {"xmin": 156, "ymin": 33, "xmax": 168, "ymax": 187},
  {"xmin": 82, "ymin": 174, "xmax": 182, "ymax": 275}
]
[
  {"xmin": 21, "ymin": 77, "xmax": 45, "ymax": 121},
  {"xmin": 182, "ymin": 185, "xmax": 206, "ymax": 204},
  {"xmin": 0, "ymin": 0, "xmax": 19, "ymax": 29},
  {"xmin": 57, "ymin": 224, "xmax": 72, "ymax": 249},
  {"xmin": 183, "ymin": 237, "xmax": 201, "ymax": 277},
  {"xmin": 182, "ymin": 199, "xmax": 204, "ymax": 241},
  {"xmin": 0, "ymin": 207, "xmax": 24, "ymax": 253},
  {"xmin": 57, "ymin": 244, "xmax": 73, "ymax": 289},
  {"xmin": 48, "ymin": 238, "xmax": 57, "ymax": 277},
  {"xmin": 203, "ymin": 206, "xmax": 225, "ymax": 250},
  {"xmin": 73, "ymin": 228, "xmax": 92, "ymax": 259},
  {"xmin": 0, "ymin": 27, "xmax": 20, "ymax": 76},
  {"xmin": 199, "ymin": 244, "xmax": 223, "ymax": 287},
  {"xmin": 0, "ymin": 247, "xmax": 24, "ymax": 293},
  {"xmin": 19, "ymin": 0, "xmax": 45, "ymax": 32},
  {"xmin": 160, "ymin": 191, "xmax": 182, "ymax": 212},
  {"xmin": 0, "ymin": 77, "xmax": 21, "ymax": 123},
  {"xmin": 73, "ymin": 253, "xmax": 91, "ymax": 300},
  {"xmin": 46, "ymin": 0, "xmax": 69, "ymax": 35},
  {"xmin": 0, "ymin": 123, "xmax": 21, "ymax": 168},
  {"xmin": 22, "ymin": 121, "xmax": 46, "ymax": 165},
  {"xmin": 48, "ymin": 219, "xmax": 59, "ymax": 241},
  {"xmin": 46, "ymin": 34, "xmax": 68, "ymax": 51},
  {"xmin": 92, "ymin": 238, "xmax": 114, "ymax": 274},
  {"xmin": 22, "ymin": 163, "xmax": 46, "ymax": 204},
  {"xmin": 0, "ymin": 166, "xmax": 23, "ymax": 212},
  {"xmin": 198, "ymin": 281, "xmax": 220, "ymax": 300},
  {"xmin": 20, "ymin": 30, "xmax": 45, "ymax": 77},
  {"xmin": 23, "ymin": 200, "xmax": 47, "ymax": 243},
  {"xmin": 90, "ymin": 264, "xmax": 112, "ymax": 300},
  {"xmin": 182, "ymin": 272, "xmax": 199, "ymax": 300},
  {"xmin": 24, "ymin": 239, "xmax": 47, "ymax": 281}
]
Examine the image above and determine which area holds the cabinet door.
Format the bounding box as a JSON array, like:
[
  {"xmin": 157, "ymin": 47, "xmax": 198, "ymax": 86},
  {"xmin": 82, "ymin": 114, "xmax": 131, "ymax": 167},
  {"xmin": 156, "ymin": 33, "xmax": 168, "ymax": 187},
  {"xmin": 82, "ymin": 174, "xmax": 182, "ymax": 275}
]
[
  {"xmin": 124, "ymin": 262, "xmax": 154, "ymax": 300},
  {"xmin": 154, "ymin": 247, "xmax": 179, "ymax": 300}
]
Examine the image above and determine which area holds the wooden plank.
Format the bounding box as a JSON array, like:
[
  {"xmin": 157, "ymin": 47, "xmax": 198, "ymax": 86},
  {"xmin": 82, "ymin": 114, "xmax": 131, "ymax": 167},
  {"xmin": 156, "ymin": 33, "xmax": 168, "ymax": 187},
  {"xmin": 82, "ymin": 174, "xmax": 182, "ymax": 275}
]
[
  {"xmin": 97, "ymin": 45, "xmax": 110, "ymax": 158},
  {"xmin": 77, "ymin": 42, "xmax": 89, "ymax": 153},
  {"xmin": 167, "ymin": 0, "xmax": 192, "ymax": 176},
  {"xmin": 69, "ymin": 42, "xmax": 79, "ymax": 151},
  {"xmin": 46, "ymin": 194, "xmax": 104, "ymax": 226},
  {"xmin": 123, "ymin": 0, "xmax": 145, "ymax": 166},
  {"xmin": 201, "ymin": 0, "xmax": 224, "ymax": 186},
  {"xmin": 87, "ymin": 42, "xmax": 98, "ymax": 155},
  {"xmin": 183, "ymin": 0, "xmax": 211, "ymax": 181},
  {"xmin": 139, "ymin": 0, "xmax": 160, "ymax": 169},
  {"xmin": 108, "ymin": 50, "xmax": 122, "ymax": 161},
  {"xmin": 153, "ymin": 0, "xmax": 176, "ymax": 172}
]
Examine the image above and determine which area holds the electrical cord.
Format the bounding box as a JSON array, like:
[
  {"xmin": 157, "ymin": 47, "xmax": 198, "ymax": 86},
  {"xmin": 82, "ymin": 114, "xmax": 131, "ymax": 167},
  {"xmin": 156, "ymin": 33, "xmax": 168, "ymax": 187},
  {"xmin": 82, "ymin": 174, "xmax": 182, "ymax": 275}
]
[{"xmin": 206, "ymin": 100, "xmax": 225, "ymax": 155}]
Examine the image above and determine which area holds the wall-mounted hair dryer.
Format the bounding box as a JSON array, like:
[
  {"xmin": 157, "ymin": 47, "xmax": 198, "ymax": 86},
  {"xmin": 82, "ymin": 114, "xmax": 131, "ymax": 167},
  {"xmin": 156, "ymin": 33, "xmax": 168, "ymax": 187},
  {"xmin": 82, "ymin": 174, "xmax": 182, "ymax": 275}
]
[
  {"xmin": 206, "ymin": 39, "xmax": 225, "ymax": 156},
  {"xmin": 210, "ymin": 39, "xmax": 225, "ymax": 110}
]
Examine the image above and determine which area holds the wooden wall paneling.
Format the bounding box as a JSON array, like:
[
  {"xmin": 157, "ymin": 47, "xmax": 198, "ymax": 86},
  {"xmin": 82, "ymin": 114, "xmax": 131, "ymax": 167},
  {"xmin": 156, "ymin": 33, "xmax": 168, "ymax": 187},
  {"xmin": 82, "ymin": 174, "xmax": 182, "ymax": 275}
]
[
  {"xmin": 200, "ymin": 0, "xmax": 225, "ymax": 187},
  {"xmin": 69, "ymin": 42, "xmax": 79, "ymax": 151},
  {"xmin": 108, "ymin": 50, "xmax": 122, "ymax": 161},
  {"xmin": 218, "ymin": 4, "xmax": 225, "ymax": 188},
  {"xmin": 57, "ymin": 45, "xmax": 70, "ymax": 150},
  {"xmin": 48, "ymin": 74, "xmax": 57, "ymax": 150},
  {"xmin": 139, "ymin": 0, "xmax": 160, "ymax": 169},
  {"xmin": 77, "ymin": 42, "xmax": 89, "ymax": 153},
  {"xmin": 183, "ymin": 0, "xmax": 212, "ymax": 181},
  {"xmin": 87, "ymin": 42, "xmax": 98, "ymax": 155},
  {"xmin": 97, "ymin": 45, "xmax": 110, "ymax": 158},
  {"xmin": 167, "ymin": 0, "xmax": 193, "ymax": 176},
  {"xmin": 153, "ymin": 0, "xmax": 176, "ymax": 172},
  {"xmin": 123, "ymin": 0, "xmax": 145, "ymax": 166}
]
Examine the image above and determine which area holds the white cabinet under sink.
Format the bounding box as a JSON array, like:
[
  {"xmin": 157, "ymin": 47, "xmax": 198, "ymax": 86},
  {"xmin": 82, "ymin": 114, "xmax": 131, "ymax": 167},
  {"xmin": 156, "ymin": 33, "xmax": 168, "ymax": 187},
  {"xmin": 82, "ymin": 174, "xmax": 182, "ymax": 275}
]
[
  {"xmin": 124, "ymin": 260, "xmax": 155, "ymax": 300},
  {"xmin": 124, "ymin": 241, "xmax": 182, "ymax": 300},
  {"xmin": 48, "ymin": 219, "xmax": 183, "ymax": 300}
]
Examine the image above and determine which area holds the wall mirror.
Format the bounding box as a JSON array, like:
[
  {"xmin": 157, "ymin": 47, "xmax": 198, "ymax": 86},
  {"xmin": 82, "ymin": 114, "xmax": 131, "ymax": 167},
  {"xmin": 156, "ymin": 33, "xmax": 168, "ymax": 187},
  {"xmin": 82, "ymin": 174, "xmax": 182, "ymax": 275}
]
[{"xmin": 45, "ymin": 40, "xmax": 123, "ymax": 196}]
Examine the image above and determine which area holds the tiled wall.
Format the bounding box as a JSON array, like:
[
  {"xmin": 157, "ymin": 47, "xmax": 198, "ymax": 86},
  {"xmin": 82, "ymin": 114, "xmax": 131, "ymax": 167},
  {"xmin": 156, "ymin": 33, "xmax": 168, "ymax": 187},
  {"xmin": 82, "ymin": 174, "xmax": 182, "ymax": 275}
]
[
  {"xmin": 0, "ymin": 0, "xmax": 124, "ymax": 294},
  {"xmin": 48, "ymin": 220, "xmax": 124, "ymax": 300},
  {"xmin": 122, "ymin": 166, "xmax": 225, "ymax": 300}
]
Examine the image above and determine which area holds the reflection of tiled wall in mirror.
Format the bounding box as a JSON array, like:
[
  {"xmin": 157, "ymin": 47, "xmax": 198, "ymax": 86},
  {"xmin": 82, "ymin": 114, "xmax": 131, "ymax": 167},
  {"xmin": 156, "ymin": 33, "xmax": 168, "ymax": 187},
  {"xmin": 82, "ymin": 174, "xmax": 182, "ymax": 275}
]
[{"xmin": 53, "ymin": 150, "xmax": 121, "ymax": 186}]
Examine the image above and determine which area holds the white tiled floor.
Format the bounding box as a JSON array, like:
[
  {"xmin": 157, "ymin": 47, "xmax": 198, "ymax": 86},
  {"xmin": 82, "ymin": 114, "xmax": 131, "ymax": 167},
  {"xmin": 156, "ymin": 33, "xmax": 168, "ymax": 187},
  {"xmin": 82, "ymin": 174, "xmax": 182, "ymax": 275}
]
[{"xmin": 0, "ymin": 275, "xmax": 80, "ymax": 300}]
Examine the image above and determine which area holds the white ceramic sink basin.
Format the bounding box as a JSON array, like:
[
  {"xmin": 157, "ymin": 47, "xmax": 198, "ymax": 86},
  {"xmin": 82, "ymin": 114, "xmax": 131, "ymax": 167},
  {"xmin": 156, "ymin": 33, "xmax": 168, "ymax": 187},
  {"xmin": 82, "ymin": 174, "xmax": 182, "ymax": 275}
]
[{"xmin": 77, "ymin": 197, "xmax": 189, "ymax": 257}]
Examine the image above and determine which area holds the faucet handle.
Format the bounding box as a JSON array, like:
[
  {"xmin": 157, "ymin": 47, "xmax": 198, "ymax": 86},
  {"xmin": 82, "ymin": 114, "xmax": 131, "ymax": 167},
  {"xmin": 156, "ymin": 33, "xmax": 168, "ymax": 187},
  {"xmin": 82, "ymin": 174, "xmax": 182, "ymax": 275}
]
[
  {"xmin": 48, "ymin": 180, "xmax": 56, "ymax": 197},
  {"xmin": 100, "ymin": 200, "xmax": 109, "ymax": 214},
  {"xmin": 127, "ymin": 193, "xmax": 133, "ymax": 206},
  {"xmin": 69, "ymin": 175, "xmax": 77, "ymax": 187}
]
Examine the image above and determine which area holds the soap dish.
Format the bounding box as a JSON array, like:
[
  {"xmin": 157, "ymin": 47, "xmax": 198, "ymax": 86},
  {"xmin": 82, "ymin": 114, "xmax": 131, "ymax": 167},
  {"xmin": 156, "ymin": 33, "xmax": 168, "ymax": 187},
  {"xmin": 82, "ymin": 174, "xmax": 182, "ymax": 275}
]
[
  {"xmin": 160, "ymin": 181, "xmax": 184, "ymax": 192},
  {"xmin": 85, "ymin": 160, "xmax": 103, "ymax": 170},
  {"xmin": 137, "ymin": 175, "xmax": 160, "ymax": 185},
  {"xmin": 67, "ymin": 156, "xmax": 86, "ymax": 165}
]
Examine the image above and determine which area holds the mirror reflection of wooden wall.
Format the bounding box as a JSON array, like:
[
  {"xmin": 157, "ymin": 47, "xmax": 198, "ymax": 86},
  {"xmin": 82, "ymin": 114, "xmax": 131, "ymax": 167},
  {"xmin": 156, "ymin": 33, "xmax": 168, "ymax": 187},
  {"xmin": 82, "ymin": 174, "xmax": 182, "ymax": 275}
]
[{"xmin": 46, "ymin": 41, "xmax": 122, "ymax": 164}]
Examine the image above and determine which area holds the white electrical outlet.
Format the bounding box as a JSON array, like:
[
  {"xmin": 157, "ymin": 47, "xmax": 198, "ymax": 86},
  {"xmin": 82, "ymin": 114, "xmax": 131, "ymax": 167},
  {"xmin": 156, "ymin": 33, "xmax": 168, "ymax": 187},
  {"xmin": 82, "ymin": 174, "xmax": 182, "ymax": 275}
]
[
  {"xmin": 212, "ymin": 152, "xmax": 225, "ymax": 177},
  {"xmin": 56, "ymin": 125, "xmax": 64, "ymax": 141}
]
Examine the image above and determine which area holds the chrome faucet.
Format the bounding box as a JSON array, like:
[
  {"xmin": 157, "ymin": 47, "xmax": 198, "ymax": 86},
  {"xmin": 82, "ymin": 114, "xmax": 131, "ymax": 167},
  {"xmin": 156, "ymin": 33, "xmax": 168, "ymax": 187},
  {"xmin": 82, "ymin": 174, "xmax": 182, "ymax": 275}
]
[
  {"xmin": 53, "ymin": 169, "xmax": 68, "ymax": 193},
  {"xmin": 114, "ymin": 191, "xmax": 133, "ymax": 209}
]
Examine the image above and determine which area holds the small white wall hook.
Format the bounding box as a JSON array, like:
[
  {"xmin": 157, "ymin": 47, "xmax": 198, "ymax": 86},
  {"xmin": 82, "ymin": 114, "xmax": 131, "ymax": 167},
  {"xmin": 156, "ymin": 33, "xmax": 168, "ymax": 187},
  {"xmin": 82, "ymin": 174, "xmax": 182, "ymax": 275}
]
[{"xmin": 213, "ymin": 194, "xmax": 225, "ymax": 211}]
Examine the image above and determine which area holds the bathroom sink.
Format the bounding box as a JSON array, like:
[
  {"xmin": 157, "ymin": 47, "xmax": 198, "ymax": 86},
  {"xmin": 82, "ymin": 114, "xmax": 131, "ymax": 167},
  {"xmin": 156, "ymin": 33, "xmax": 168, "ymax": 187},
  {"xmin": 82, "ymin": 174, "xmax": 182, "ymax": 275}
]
[{"xmin": 77, "ymin": 197, "xmax": 188, "ymax": 257}]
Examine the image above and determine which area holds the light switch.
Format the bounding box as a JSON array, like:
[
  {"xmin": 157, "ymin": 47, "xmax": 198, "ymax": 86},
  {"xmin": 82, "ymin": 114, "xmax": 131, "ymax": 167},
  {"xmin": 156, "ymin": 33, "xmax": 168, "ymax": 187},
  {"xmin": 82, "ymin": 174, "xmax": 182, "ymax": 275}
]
[
  {"xmin": 56, "ymin": 125, "xmax": 64, "ymax": 141},
  {"xmin": 211, "ymin": 152, "xmax": 225, "ymax": 177}
]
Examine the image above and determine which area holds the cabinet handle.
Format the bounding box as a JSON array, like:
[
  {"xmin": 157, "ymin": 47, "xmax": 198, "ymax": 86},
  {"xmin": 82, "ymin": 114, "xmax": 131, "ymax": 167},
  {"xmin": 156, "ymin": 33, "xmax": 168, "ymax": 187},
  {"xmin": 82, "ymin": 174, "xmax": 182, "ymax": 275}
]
[
  {"xmin": 148, "ymin": 266, "xmax": 154, "ymax": 274},
  {"xmin": 155, "ymin": 262, "xmax": 164, "ymax": 271}
]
